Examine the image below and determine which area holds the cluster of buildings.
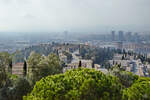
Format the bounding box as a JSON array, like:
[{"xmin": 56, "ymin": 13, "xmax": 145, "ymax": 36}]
[
  {"xmin": 7, "ymin": 40, "xmax": 150, "ymax": 77},
  {"xmin": 109, "ymin": 54, "xmax": 150, "ymax": 77},
  {"xmin": 110, "ymin": 31, "xmax": 150, "ymax": 54},
  {"xmin": 12, "ymin": 63, "xmax": 24, "ymax": 76},
  {"xmin": 62, "ymin": 49, "xmax": 108, "ymax": 74},
  {"xmin": 111, "ymin": 31, "xmax": 140, "ymax": 42},
  {"xmin": 0, "ymin": 41, "xmax": 30, "ymax": 53},
  {"xmin": 57, "ymin": 43, "xmax": 150, "ymax": 77},
  {"xmin": 88, "ymin": 41, "xmax": 150, "ymax": 55},
  {"xmin": 83, "ymin": 31, "xmax": 150, "ymax": 54},
  {"xmin": 10, "ymin": 43, "xmax": 150, "ymax": 77}
]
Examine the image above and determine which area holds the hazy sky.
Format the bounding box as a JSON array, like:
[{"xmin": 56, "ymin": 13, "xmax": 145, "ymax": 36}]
[{"xmin": 0, "ymin": 0, "xmax": 150, "ymax": 32}]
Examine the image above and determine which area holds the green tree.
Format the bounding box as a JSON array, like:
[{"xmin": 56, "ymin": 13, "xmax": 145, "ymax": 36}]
[
  {"xmin": 0, "ymin": 69, "xmax": 8, "ymax": 88},
  {"xmin": 8, "ymin": 60, "xmax": 12, "ymax": 74},
  {"xmin": 111, "ymin": 70, "xmax": 139, "ymax": 88},
  {"xmin": 78, "ymin": 60, "xmax": 82, "ymax": 67},
  {"xmin": 0, "ymin": 52, "xmax": 13, "ymax": 100},
  {"xmin": 12, "ymin": 78, "xmax": 31, "ymax": 100},
  {"xmin": 23, "ymin": 60, "xmax": 27, "ymax": 77},
  {"xmin": 0, "ymin": 78, "xmax": 31, "ymax": 100},
  {"xmin": 122, "ymin": 77, "xmax": 150, "ymax": 100},
  {"xmin": 27, "ymin": 51, "xmax": 42, "ymax": 86},
  {"xmin": 24, "ymin": 68, "xmax": 122, "ymax": 100},
  {"xmin": 37, "ymin": 53, "xmax": 62, "ymax": 79},
  {"xmin": 27, "ymin": 52, "xmax": 62, "ymax": 86},
  {"xmin": 0, "ymin": 52, "xmax": 12, "ymax": 88}
]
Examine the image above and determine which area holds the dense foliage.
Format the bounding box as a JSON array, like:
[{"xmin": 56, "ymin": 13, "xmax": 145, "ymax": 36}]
[
  {"xmin": 0, "ymin": 46, "xmax": 150, "ymax": 100},
  {"xmin": 24, "ymin": 68, "xmax": 123, "ymax": 100},
  {"xmin": 13, "ymin": 44, "xmax": 54, "ymax": 63},
  {"xmin": 110, "ymin": 65, "xmax": 139, "ymax": 88},
  {"xmin": 27, "ymin": 52, "xmax": 42, "ymax": 85},
  {"xmin": 24, "ymin": 68, "xmax": 150, "ymax": 100},
  {"xmin": 0, "ymin": 52, "xmax": 12, "ymax": 88},
  {"xmin": 27, "ymin": 52, "xmax": 62, "ymax": 86},
  {"xmin": 0, "ymin": 51, "xmax": 63, "ymax": 100},
  {"xmin": 122, "ymin": 78, "xmax": 150, "ymax": 100},
  {"xmin": 79, "ymin": 47, "xmax": 114, "ymax": 66}
]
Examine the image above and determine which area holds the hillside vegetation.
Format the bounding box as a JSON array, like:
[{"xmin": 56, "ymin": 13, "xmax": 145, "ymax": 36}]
[{"xmin": 24, "ymin": 68, "xmax": 150, "ymax": 100}]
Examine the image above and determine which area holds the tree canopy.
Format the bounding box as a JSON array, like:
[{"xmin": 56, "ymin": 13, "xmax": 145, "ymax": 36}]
[
  {"xmin": 27, "ymin": 52, "xmax": 62, "ymax": 86},
  {"xmin": 24, "ymin": 68, "xmax": 123, "ymax": 100},
  {"xmin": 122, "ymin": 77, "xmax": 150, "ymax": 100},
  {"xmin": 24, "ymin": 68, "xmax": 150, "ymax": 100},
  {"xmin": 0, "ymin": 52, "xmax": 12, "ymax": 88}
]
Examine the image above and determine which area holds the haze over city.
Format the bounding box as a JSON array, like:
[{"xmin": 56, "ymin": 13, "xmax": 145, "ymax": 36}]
[
  {"xmin": 1, "ymin": 0, "xmax": 150, "ymax": 100},
  {"xmin": 0, "ymin": 0, "xmax": 150, "ymax": 32}
]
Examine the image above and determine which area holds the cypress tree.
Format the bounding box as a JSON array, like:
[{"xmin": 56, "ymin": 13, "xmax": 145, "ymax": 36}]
[
  {"xmin": 122, "ymin": 55, "xmax": 125, "ymax": 60},
  {"xmin": 8, "ymin": 60, "xmax": 12, "ymax": 74},
  {"xmin": 78, "ymin": 60, "xmax": 82, "ymax": 68},
  {"xmin": 92, "ymin": 61, "xmax": 94, "ymax": 68},
  {"xmin": 113, "ymin": 60, "xmax": 115, "ymax": 65},
  {"xmin": 23, "ymin": 60, "xmax": 27, "ymax": 77}
]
